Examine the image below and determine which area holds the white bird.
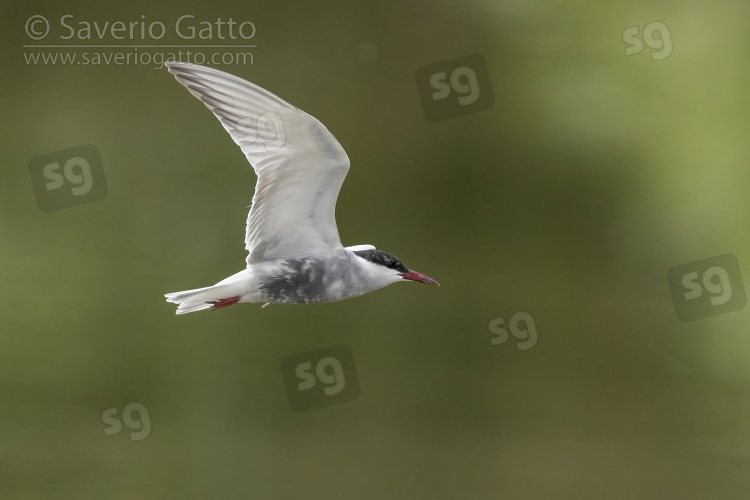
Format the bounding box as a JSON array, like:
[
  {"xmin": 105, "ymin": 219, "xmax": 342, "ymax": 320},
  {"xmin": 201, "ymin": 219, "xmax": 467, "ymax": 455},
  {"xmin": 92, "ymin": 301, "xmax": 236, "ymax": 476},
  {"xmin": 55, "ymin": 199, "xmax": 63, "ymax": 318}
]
[{"xmin": 164, "ymin": 62, "xmax": 438, "ymax": 314}]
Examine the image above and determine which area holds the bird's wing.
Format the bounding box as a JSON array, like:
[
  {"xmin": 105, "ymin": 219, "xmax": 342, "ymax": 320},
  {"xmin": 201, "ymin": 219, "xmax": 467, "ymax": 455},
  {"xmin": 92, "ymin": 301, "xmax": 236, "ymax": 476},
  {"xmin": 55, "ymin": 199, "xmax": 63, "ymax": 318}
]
[{"xmin": 166, "ymin": 62, "xmax": 350, "ymax": 265}]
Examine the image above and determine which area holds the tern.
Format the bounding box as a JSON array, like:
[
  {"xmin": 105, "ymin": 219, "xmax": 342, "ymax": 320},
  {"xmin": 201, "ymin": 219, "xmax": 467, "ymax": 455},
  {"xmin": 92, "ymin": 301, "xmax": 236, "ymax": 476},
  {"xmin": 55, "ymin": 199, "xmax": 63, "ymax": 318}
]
[{"xmin": 163, "ymin": 62, "xmax": 438, "ymax": 314}]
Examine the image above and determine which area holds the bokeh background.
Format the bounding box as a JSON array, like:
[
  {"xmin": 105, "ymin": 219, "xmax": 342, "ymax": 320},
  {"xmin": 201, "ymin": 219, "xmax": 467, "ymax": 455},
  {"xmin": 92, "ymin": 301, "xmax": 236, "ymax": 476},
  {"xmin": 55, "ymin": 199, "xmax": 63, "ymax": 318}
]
[{"xmin": 3, "ymin": 0, "xmax": 750, "ymax": 498}]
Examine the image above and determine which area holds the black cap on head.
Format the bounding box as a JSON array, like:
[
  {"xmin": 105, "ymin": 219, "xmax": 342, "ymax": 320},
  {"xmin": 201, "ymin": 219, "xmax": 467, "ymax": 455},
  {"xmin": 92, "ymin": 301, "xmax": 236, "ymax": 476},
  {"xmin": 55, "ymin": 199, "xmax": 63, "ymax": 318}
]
[{"xmin": 352, "ymin": 249, "xmax": 409, "ymax": 273}]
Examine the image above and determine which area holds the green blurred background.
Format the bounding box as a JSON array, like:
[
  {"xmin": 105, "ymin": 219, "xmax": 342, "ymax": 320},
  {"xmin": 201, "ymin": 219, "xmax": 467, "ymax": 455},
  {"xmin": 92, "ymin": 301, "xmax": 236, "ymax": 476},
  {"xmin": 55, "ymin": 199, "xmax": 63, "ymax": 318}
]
[{"xmin": 3, "ymin": 0, "xmax": 750, "ymax": 498}]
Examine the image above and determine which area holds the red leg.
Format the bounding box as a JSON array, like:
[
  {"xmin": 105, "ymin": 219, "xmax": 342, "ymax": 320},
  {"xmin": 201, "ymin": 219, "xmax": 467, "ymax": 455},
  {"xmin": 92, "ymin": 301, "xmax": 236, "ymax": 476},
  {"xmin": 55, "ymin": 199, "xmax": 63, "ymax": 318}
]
[{"xmin": 208, "ymin": 295, "xmax": 241, "ymax": 309}]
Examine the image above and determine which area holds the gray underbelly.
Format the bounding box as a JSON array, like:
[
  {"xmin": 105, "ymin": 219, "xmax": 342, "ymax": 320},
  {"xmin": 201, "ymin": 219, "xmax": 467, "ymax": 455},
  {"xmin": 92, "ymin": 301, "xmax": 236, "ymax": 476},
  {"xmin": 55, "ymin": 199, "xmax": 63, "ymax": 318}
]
[{"xmin": 256, "ymin": 255, "xmax": 363, "ymax": 304}]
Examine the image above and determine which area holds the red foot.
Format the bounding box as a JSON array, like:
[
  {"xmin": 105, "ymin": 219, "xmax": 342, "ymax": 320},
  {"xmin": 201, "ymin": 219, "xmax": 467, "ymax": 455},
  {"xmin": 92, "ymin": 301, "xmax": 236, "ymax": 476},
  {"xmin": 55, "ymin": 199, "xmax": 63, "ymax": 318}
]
[{"xmin": 208, "ymin": 295, "xmax": 241, "ymax": 309}]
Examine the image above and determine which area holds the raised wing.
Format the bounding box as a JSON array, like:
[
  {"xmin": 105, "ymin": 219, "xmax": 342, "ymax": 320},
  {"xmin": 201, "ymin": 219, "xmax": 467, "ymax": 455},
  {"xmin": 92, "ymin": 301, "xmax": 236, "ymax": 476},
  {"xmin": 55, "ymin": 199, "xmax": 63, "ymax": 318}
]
[{"xmin": 166, "ymin": 62, "xmax": 350, "ymax": 264}]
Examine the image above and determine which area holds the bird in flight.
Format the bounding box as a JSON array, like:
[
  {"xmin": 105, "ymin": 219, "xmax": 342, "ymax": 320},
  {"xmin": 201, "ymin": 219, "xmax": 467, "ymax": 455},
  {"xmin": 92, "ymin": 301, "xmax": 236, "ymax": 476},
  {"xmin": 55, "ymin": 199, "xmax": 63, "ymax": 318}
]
[{"xmin": 164, "ymin": 62, "xmax": 438, "ymax": 314}]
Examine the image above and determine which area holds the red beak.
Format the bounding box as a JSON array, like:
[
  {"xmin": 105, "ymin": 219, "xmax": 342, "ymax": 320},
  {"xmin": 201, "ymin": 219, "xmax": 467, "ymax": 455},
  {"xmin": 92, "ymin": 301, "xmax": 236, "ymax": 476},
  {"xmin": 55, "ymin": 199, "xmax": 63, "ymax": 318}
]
[{"xmin": 401, "ymin": 270, "xmax": 439, "ymax": 285}]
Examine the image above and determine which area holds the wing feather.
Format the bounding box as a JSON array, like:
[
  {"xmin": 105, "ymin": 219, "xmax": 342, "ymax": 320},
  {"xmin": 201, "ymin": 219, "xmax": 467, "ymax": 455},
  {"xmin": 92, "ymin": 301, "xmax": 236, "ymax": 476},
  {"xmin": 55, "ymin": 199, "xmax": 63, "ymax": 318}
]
[{"xmin": 166, "ymin": 62, "xmax": 350, "ymax": 264}]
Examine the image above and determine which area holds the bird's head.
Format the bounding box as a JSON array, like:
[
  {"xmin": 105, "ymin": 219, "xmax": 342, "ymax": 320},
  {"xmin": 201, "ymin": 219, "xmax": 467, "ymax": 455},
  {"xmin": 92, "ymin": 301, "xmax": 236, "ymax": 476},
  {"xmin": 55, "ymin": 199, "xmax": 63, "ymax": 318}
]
[{"xmin": 349, "ymin": 245, "xmax": 439, "ymax": 287}]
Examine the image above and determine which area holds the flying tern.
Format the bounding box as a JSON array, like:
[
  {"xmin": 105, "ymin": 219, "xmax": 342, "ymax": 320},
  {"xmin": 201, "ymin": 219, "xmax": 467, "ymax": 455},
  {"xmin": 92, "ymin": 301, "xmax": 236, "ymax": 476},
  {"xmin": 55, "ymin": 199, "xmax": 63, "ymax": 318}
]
[{"xmin": 164, "ymin": 62, "xmax": 438, "ymax": 314}]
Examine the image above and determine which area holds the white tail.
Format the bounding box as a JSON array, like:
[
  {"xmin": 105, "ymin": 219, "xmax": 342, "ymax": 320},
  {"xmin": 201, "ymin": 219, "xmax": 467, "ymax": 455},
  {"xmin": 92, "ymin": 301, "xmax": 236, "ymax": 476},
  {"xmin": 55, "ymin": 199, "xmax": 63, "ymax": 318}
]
[
  {"xmin": 165, "ymin": 269, "xmax": 252, "ymax": 315},
  {"xmin": 165, "ymin": 283, "xmax": 242, "ymax": 315}
]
